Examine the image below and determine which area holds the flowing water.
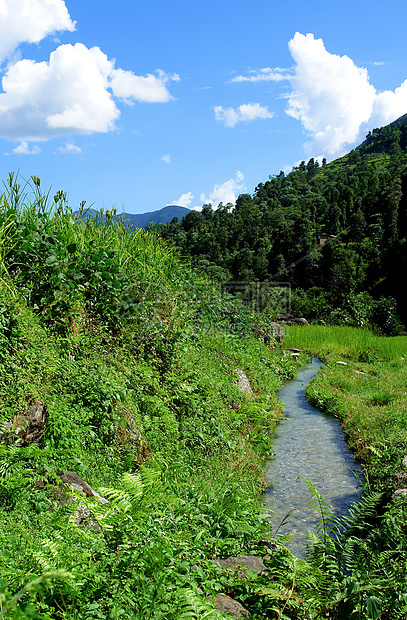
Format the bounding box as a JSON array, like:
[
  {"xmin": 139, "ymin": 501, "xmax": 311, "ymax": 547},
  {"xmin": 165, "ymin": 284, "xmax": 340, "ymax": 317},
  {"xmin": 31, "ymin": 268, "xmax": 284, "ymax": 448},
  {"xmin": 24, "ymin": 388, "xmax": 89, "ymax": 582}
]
[{"xmin": 264, "ymin": 357, "xmax": 362, "ymax": 558}]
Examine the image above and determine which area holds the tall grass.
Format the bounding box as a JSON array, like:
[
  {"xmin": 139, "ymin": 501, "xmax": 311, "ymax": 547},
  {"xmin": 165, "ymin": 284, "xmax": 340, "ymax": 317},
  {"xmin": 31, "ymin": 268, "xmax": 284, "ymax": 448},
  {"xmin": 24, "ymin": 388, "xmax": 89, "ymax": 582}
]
[
  {"xmin": 0, "ymin": 173, "xmax": 193, "ymax": 340},
  {"xmin": 284, "ymin": 324, "xmax": 407, "ymax": 360}
]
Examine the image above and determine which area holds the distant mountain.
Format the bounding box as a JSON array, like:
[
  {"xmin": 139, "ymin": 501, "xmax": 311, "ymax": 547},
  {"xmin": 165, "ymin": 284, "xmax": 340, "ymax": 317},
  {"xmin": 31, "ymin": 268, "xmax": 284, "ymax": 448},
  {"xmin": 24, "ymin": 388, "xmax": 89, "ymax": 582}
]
[
  {"xmin": 119, "ymin": 205, "xmax": 191, "ymax": 229},
  {"xmin": 77, "ymin": 205, "xmax": 190, "ymax": 229}
]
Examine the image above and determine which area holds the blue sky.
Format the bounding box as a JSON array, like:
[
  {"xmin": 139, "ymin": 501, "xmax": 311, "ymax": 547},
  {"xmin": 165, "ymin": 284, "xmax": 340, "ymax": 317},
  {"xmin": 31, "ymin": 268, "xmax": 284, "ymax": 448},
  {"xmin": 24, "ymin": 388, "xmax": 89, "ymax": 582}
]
[{"xmin": 1, "ymin": 0, "xmax": 407, "ymax": 214}]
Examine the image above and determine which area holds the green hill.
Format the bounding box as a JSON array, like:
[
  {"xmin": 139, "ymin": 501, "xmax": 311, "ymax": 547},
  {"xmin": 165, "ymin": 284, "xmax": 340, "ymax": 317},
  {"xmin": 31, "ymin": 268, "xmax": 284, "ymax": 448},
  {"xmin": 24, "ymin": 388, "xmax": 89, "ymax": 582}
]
[{"xmin": 159, "ymin": 114, "xmax": 407, "ymax": 331}]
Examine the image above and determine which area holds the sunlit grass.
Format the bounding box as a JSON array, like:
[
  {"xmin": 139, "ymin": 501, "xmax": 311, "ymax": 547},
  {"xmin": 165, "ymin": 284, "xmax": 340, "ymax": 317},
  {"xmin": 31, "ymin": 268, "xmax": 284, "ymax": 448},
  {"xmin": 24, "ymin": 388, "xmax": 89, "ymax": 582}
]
[{"xmin": 284, "ymin": 324, "xmax": 407, "ymax": 361}]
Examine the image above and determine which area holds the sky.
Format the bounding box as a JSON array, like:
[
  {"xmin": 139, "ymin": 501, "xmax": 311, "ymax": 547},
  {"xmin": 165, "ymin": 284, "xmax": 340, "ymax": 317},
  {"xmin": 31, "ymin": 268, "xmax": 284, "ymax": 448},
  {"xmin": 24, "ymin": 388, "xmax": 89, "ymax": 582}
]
[{"xmin": 0, "ymin": 0, "xmax": 407, "ymax": 214}]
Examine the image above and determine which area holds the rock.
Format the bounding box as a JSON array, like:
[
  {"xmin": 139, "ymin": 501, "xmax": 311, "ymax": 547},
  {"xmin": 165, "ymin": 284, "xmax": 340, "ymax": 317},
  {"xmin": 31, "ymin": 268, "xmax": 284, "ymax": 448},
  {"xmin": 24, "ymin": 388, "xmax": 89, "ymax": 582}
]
[
  {"xmin": 402, "ymin": 457, "xmax": 407, "ymax": 468},
  {"xmin": 289, "ymin": 317, "xmax": 308, "ymax": 326},
  {"xmin": 276, "ymin": 314, "xmax": 308, "ymax": 326},
  {"xmin": 236, "ymin": 370, "xmax": 254, "ymax": 397},
  {"xmin": 392, "ymin": 489, "xmax": 407, "ymax": 498},
  {"xmin": 336, "ymin": 361, "xmax": 348, "ymax": 366},
  {"xmin": 291, "ymin": 352, "xmax": 300, "ymax": 358},
  {"xmin": 288, "ymin": 348, "xmax": 301, "ymax": 353},
  {"xmin": 355, "ymin": 370, "xmax": 367, "ymax": 376},
  {"xmin": 211, "ymin": 595, "xmax": 250, "ymax": 618},
  {"xmin": 210, "ymin": 555, "xmax": 266, "ymax": 575},
  {"xmin": 58, "ymin": 472, "xmax": 108, "ymax": 528},
  {"xmin": 271, "ymin": 322, "xmax": 284, "ymax": 345},
  {"xmin": 58, "ymin": 471, "xmax": 109, "ymax": 504},
  {"xmin": 2, "ymin": 400, "xmax": 48, "ymax": 445}
]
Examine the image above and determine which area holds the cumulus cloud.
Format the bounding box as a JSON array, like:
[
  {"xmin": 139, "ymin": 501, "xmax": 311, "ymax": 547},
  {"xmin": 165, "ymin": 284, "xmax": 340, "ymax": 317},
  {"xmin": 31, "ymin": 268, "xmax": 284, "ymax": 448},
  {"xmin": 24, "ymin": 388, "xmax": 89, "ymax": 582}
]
[
  {"xmin": 285, "ymin": 33, "xmax": 407, "ymax": 155},
  {"xmin": 0, "ymin": 43, "xmax": 178, "ymax": 141},
  {"xmin": 214, "ymin": 102, "xmax": 273, "ymax": 128},
  {"xmin": 200, "ymin": 171, "xmax": 245, "ymax": 207},
  {"xmin": 56, "ymin": 141, "xmax": 82, "ymax": 155},
  {"xmin": 7, "ymin": 140, "xmax": 41, "ymax": 155},
  {"xmin": 233, "ymin": 33, "xmax": 407, "ymax": 156},
  {"xmin": 286, "ymin": 32, "xmax": 376, "ymax": 155},
  {"xmin": 169, "ymin": 192, "xmax": 194, "ymax": 208},
  {"xmin": 230, "ymin": 67, "xmax": 291, "ymax": 83},
  {"xmin": 0, "ymin": 0, "xmax": 75, "ymax": 62},
  {"xmin": 161, "ymin": 154, "xmax": 171, "ymax": 164}
]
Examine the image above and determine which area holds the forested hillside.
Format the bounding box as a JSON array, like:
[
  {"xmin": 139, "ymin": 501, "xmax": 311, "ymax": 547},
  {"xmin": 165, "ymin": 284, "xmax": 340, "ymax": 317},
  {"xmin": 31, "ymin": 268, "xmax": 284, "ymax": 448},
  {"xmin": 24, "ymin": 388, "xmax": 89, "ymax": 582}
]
[{"xmin": 159, "ymin": 115, "xmax": 407, "ymax": 333}]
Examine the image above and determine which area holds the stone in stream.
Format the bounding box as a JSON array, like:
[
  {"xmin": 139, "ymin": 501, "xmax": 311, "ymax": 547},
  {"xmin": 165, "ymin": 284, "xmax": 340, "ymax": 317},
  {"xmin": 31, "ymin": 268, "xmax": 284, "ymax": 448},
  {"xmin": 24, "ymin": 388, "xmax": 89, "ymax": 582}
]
[{"xmin": 336, "ymin": 361, "xmax": 348, "ymax": 366}]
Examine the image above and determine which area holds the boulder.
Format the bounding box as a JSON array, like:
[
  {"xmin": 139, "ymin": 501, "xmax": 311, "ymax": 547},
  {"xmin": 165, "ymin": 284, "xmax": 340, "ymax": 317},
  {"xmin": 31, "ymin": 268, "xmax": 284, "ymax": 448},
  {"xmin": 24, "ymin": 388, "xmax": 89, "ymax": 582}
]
[
  {"xmin": 288, "ymin": 317, "xmax": 308, "ymax": 326},
  {"xmin": 211, "ymin": 595, "xmax": 250, "ymax": 618},
  {"xmin": 276, "ymin": 314, "xmax": 308, "ymax": 326},
  {"xmin": 2, "ymin": 400, "xmax": 48, "ymax": 445},
  {"xmin": 210, "ymin": 555, "xmax": 266, "ymax": 575}
]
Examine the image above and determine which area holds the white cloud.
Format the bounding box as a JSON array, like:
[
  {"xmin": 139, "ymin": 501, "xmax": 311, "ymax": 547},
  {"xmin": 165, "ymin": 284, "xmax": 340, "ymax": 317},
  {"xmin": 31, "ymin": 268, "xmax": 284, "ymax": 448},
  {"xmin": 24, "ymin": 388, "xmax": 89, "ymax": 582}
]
[
  {"xmin": 371, "ymin": 79, "xmax": 407, "ymax": 126},
  {"xmin": 214, "ymin": 102, "xmax": 273, "ymax": 128},
  {"xmin": 286, "ymin": 32, "xmax": 376, "ymax": 155},
  {"xmin": 56, "ymin": 141, "xmax": 82, "ymax": 154},
  {"xmin": 161, "ymin": 154, "xmax": 171, "ymax": 164},
  {"xmin": 169, "ymin": 192, "xmax": 194, "ymax": 208},
  {"xmin": 234, "ymin": 33, "xmax": 407, "ymax": 157},
  {"xmin": 0, "ymin": 43, "xmax": 178, "ymax": 141},
  {"xmin": 0, "ymin": 0, "xmax": 75, "ymax": 62},
  {"xmin": 110, "ymin": 69, "xmax": 179, "ymax": 104},
  {"xmin": 284, "ymin": 33, "xmax": 407, "ymax": 156},
  {"xmin": 230, "ymin": 67, "xmax": 291, "ymax": 83},
  {"xmin": 200, "ymin": 171, "xmax": 245, "ymax": 207},
  {"xmin": 7, "ymin": 140, "xmax": 41, "ymax": 155}
]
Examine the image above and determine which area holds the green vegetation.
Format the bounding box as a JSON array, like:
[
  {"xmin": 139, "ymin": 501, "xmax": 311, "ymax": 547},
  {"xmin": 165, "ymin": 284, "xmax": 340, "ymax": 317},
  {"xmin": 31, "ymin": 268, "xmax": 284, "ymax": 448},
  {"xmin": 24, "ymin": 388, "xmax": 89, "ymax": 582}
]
[
  {"xmin": 0, "ymin": 174, "xmax": 303, "ymax": 619},
  {"xmin": 284, "ymin": 324, "xmax": 407, "ymax": 361}
]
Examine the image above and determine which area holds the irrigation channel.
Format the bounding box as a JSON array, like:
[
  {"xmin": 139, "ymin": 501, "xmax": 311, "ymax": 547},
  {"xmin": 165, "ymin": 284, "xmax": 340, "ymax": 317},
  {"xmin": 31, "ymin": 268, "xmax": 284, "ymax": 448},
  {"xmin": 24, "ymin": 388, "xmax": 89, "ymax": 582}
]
[{"xmin": 264, "ymin": 357, "xmax": 362, "ymax": 558}]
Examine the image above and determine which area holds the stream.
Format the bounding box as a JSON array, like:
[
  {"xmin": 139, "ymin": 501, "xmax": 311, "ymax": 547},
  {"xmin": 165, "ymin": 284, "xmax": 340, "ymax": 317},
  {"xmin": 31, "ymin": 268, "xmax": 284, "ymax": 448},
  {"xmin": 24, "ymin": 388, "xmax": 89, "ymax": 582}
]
[{"xmin": 264, "ymin": 357, "xmax": 362, "ymax": 558}]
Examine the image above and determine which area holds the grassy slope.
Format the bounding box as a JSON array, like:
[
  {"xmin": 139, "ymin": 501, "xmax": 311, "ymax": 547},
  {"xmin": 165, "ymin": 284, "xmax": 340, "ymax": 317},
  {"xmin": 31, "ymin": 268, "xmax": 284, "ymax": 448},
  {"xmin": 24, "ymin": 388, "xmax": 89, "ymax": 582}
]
[{"xmin": 0, "ymin": 179, "xmax": 307, "ymax": 619}]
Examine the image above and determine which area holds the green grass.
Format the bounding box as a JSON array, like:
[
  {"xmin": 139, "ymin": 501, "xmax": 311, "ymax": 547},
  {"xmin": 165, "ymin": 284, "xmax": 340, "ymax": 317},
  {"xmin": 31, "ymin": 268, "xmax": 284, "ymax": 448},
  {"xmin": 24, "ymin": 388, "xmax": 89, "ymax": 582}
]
[{"xmin": 284, "ymin": 323, "xmax": 407, "ymax": 361}]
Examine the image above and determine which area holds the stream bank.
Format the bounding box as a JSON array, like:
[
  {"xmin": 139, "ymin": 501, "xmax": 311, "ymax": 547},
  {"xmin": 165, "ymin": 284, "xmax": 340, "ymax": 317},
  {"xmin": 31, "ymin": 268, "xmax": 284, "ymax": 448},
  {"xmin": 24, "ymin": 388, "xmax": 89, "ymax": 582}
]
[{"xmin": 264, "ymin": 357, "xmax": 362, "ymax": 557}]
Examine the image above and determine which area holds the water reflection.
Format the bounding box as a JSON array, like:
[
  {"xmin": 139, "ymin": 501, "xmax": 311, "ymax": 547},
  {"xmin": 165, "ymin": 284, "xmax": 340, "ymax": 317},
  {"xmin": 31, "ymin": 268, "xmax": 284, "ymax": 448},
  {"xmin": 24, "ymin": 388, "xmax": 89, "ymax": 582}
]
[{"xmin": 264, "ymin": 357, "xmax": 362, "ymax": 557}]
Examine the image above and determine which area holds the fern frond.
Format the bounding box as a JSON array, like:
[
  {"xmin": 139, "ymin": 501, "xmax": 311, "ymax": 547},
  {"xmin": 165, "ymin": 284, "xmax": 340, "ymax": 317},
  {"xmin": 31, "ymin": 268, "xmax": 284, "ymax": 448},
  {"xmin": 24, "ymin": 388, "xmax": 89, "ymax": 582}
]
[
  {"xmin": 339, "ymin": 491, "xmax": 383, "ymax": 537},
  {"xmin": 177, "ymin": 589, "xmax": 229, "ymax": 619},
  {"xmin": 121, "ymin": 472, "xmax": 144, "ymax": 506}
]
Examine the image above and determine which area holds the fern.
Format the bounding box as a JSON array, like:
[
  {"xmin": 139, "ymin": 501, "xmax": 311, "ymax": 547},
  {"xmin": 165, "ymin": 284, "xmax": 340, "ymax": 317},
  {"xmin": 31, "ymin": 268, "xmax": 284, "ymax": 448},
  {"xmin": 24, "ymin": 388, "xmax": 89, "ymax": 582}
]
[
  {"xmin": 177, "ymin": 589, "xmax": 229, "ymax": 619},
  {"xmin": 339, "ymin": 490, "xmax": 384, "ymax": 538},
  {"xmin": 75, "ymin": 467, "xmax": 162, "ymax": 541}
]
